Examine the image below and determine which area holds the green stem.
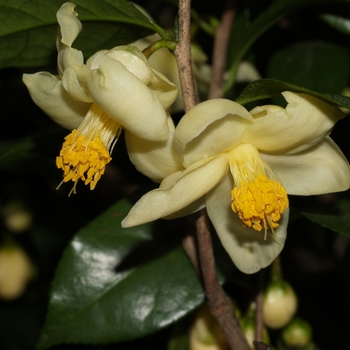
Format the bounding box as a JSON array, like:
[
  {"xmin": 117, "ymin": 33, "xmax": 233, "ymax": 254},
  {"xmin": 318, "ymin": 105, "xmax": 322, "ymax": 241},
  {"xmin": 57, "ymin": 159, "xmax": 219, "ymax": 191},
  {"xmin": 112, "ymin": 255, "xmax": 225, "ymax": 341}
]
[
  {"xmin": 150, "ymin": 21, "xmax": 173, "ymax": 41},
  {"xmin": 142, "ymin": 39, "xmax": 178, "ymax": 59}
]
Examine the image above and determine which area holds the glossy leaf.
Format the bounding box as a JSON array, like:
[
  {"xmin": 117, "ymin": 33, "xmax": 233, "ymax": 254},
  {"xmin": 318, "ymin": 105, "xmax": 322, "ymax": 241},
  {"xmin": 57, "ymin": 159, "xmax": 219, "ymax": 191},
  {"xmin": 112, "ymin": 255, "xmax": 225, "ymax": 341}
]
[
  {"xmin": 224, "ymin": 0, "xmax": 350, "ymax": 92},
  {"xmin": 302, "ymin": 200, "xmax": 350, "ymax": 237},
  {"xmin": 0, "ymin": 0, "xmax": 168, "ymax": 69},
  {"xmin": 267, "ymin": 41, "xmax": 349, "ymax": 94},
  {"xmin": 235, "ymin": 78, "xmax": 350, "ymax": 109},
  {"xmin": 37, "ymin": 192, "xmax": 236, "ymax": 349},
  {"xmin": 0, "ymin": 139, "xmax": 35, "ymax": 168},
  {"xmin": 320, "ymin": 13, "xmax": 350, "ymax": 36}
]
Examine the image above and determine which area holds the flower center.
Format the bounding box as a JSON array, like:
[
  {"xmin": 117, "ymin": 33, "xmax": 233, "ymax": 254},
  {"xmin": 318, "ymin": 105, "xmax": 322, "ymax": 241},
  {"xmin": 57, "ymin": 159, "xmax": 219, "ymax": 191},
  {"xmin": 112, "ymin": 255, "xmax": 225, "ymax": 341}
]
[
  {"xmin": 228, "ymin": 144, "xmax": 288, "ymax": 238},
  {"xmin": 56, "ymin": 103, "xmax": 122, "ymax": 195}
]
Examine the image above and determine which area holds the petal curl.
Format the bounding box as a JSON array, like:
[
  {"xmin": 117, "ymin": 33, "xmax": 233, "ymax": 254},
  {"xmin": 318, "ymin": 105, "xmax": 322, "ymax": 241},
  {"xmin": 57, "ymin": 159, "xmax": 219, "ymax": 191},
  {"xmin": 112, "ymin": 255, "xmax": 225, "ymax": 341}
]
[
  {"xmin": 122, "ymin": 154, "xmax": 228, "ymax": 227},
  {"xmin": 242, "ymin": 92, "xmax": 344, "ymax": 154},
  {"xmin": 102, "ymin": 46, "xmax": 151, "ymax": 84},
  {"xmin": 148, "ymin": 69, "xmax": 178, "ymax": 111},
  {"xmin": 22, "ymin": 72, "xmax": 89, "ymax": 130},
  {"xmin": 56, "ymin": 2, "xmax": 81, "ymax": 49},
  {"xmin": 132, "ymin": 34, "xmax": 183, "ymax": 113},
  {"xmin": 206, "ymin": 175, "xmax": 288, "ymax": 274},
  {"xmin": 261, "ymin": 137, "xmax": 350, "ymax": 195},
  {"xmin": 61, "ymin": 66, "xmax": 93, "ymax": 103},
  {"xmin": 56, "ymin": 3, "xmax": 86, "ymax": 78},
  {"xmin": 86, "ymin": 56, "xmax": 169, "ymax": 141},
  {"xmin": 174, "ymin": 99, "xmax": 253, "ymax": 167},
  {"xmin": 125, "ymin": 115, "xmax": 183, "ymax": 183}
]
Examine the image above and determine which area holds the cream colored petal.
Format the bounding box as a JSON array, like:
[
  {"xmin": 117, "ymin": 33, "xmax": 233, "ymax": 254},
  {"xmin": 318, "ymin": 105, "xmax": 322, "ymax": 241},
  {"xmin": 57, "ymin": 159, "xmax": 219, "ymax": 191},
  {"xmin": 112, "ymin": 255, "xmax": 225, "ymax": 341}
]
[
  {"xmin": 61, "ymin": 66, "xmax": 93, "ymax": 103},
  {"xmin": 57, "ymin": 45, "xmax": 87, "ymax": 80},
  {"xmin": 86, "ymin": 55, "xmax": 169, "ymax": 141},
  {"xmin": 206, "ymin": 175, "xmax": 288, "ymax": 274},
  {"xmin": 131, "ymin": 34, "xmax": 183, "ymax": 113},
  {"xmin": 86, "ymin": 49, "xmax": 108, "ymax": 69},
  {"xmin": 22, "ymin": 72, "xmax": 89, "ymax": 130},
  {"xmin": 174, "ymin": 99, "xmax": 253, "ymax": 167},
  {"xmin": 164, "ymin": 197, "xmax": 206, "ymax": 220},
  {"xmin": 56, "ymin": 2, "xmax": 81, "ymax": 48},
  {"xmin": 125, "ymin": 115, "xmax": 183, "ymax": 183},
  {"xmin": 235, "ymin": 61, "xmax": 261, "ymax": 82},
  {"xmin": 242, "ymin": 91, "xmax": 345, "ymax": 154},
  {"xmin": 122, "ymin": 154, "xmax": 229, "ymax": 227},
  {"xmin": 103, "ymin": 46, "xmax": 151, "ymax": 84},
  {"xmin": 56, "ymin": 3, "xmax": 85, "ymax": 78},
  {"xmin": 261, "ymin": 137, "xmax": 350, "ymax": 195},
  {"xmin": 148, "ymin": 69, "xmax": 178, "ymax": 111}
]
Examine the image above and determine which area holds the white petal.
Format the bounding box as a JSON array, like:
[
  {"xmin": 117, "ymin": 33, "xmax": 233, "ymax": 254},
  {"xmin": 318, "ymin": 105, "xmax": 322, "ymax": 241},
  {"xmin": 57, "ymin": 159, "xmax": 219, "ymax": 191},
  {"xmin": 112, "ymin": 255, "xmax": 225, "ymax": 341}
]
[
  {"xmin": 103, "ymin": 46, "xmax": 151, "ymax": 84},
  {"xmin": 125, "ymin": 115, "xmax": 183, "ymax": 183},
  {"xmin": 261, "ymin": 137, "xmax": 350, "ymax": 195},
  {"xmin": 122, "ymin": 154, "xmax": 229, "ymax": 227},
  {"xmin": 57, "ymin": 44, "xmax": 89, "ymax": 81},
  {"xmin": 174, "ymin": 99, "xmax": 253, "ymax": 167},
  {"xmin": 22, "ymin": 72, "xmax": 89, "ymax": 130},
  {"xmin": 56, "ymin": 3, "xmax": 86, "ymax": 78},
  {"xmin": 235, "ymin": 61, "xmax": 261, "ymax": 82},
  {"xmin": 242, "ymin": 91, "xmax": 345, "ymax": 154},
  {"xmin": 206, "ymin": 175, "xmax": 288, "ymax": 274},
  {"xmin": 61, "ymin": 66, "xmax": 93, "ymax": 103},
  {"xmin": 56, "ymin": 2, "xmax": 81, "ymax": 48},
  {"xmin": 86, "ymin": 55, "xmax": 169, "ymax": 141},
  {"xmin": 148, "ymin": 68, "xmax": 178, "ymax": 111},
  {"xmin": 132, "ymin": 34, "xmax": 183, "ymax": 113},
  {"xmin": 86, "ymin": 49, "xmax": 108, "ymax": 69}
]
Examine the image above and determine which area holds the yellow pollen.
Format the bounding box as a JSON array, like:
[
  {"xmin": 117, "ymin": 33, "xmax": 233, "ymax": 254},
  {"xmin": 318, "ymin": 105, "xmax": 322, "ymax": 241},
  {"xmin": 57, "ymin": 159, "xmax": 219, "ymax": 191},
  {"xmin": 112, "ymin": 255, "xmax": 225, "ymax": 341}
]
[
  {"xmin": 55, "ymin": 103, "xmax": 122, "ymax": 195},
  {"xmin": 231, "ymin": 174, "xmax": 288, "ymax": 239},
  {"xmin": 56, "ymin": 129, "xmax": 112, "ymax": 195}
]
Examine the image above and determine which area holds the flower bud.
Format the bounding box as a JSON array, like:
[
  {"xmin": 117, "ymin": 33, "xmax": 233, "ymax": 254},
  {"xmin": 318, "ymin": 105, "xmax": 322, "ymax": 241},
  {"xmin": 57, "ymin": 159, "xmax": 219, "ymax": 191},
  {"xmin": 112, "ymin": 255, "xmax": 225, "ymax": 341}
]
[
  {"xmin": 282, "ymin": 318, "xmax": 312, "ymax": 348},
  {"xmin": 263, "ymin": 280, "xmax": 298, "ymax": 329},
  {"xmin": 189, "ymin": 304, "xmax": 228, "ymax": 350},
  {"xmin": 240, "ymin": 311, "xmax": 270, "ymax": 349},
  {"xmin": 0, "ymin": 245, "xmax": 34, "ymax": 300},
  {"xmin": 2, "ymin": 201, "xmax": 33, "ymax": 233}
]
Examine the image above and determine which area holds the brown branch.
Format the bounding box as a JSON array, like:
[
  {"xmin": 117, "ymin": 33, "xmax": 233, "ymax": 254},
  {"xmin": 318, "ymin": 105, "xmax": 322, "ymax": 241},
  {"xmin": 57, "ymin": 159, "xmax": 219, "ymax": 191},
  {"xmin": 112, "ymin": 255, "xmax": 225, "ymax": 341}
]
[
  {"xmin": 195, "ymin": 209, "xmax": 250, "ymax": 350},
  {"xmin": 255, "ymin": 270, "xmax": 265, "ymax": 342},
  {"xmin": 181, "ymin": 228, "xmax": 199, "ymax": 273},
  {"xmin": 208, "ymin": 0, "xmax": 236, "ymax": 99},
  {"xmin": 174, "ymin": 0, "xmax": 197, "ymax": 111},
  {"xmin": 174, "ymin": 1, "xmax": 249, "ymax": 349}
]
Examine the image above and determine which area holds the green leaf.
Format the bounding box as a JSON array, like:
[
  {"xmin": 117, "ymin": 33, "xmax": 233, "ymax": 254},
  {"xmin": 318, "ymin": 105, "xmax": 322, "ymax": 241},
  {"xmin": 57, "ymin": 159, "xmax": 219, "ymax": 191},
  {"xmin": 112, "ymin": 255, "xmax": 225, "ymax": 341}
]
[
  {"xmin": 302, "ymin": 199, "xmax": 350, "ymax": 237},
  {"xmin": 267, "ymin": 41, "xmax": 349, "ymax": 94},
  {"xmin": 0, "ymin": 138, "xmax": 35, "ymax": 168},
  {"xmin": 320, "ymin": 13, "xmax": 350, "ymax": 36},
  {"xmin": 37, "ymin": 192, "xmax": 235, "ymax": 349},
  {"xmin": 167, "ymin": 319, "xmax": 190, "ymax": 350},
  {"xmin": 235, "ymin": 78, "xmax": 350, "ymax": 109},
  {"xmin": 0, "ymin": 0, "xmax": 168, "ymax": 69},
  {"xmin": 223, "ymin": 0, "xmax": 350, "ymax": 93}
]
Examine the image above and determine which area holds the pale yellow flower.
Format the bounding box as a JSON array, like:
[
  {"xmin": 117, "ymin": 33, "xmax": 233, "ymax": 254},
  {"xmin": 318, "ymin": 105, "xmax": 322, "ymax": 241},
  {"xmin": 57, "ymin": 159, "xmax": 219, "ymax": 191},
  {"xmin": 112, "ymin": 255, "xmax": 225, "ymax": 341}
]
[
  {"xmin": 122, "ymin": 92, "xmax": 350, "ymax": 273},
  {"xmin": 0, "ymin": 245, "xmax": 34, "ymax": 300},
  {"xmin": 22, "ymin": 2, "xmax": 178, "ymax": 194}
]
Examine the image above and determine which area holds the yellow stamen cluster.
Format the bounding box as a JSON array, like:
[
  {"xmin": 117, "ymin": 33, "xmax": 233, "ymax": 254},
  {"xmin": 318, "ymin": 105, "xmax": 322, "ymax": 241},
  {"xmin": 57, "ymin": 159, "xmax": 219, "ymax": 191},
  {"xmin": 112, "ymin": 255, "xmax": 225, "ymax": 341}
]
[
  {"xmin": 55, "ymin": 103, "xmax": 122, "ymax": 195},
  {"xmin": 56, "ymin": 129, "xmax": 112, "ymax": 193},
  {"xmin": 231, "ymin": 174, "xmax": 289, "ymax": 237}
]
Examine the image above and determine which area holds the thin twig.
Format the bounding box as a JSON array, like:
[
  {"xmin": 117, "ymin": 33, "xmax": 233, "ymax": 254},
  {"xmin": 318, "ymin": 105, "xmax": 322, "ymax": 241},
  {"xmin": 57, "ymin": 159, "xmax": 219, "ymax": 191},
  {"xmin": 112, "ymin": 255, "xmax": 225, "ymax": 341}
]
[
  {"xmin": 174, "ymin": 0, "xmax": 196, "ymax": 111},
  {"xmin": 208, "ymin": 0, "xmax": 236, "ymax": 99},
  {"xmin": 255, "ymin": 270, "xmax": 265, "ymax": 342},
  {"xmin": 181, "ymin": 228, "xmax": 199, "ymax": 273},
  {"xmin": 174, "ymin": 1, "xmax": 249, "ymax": 349},
  {"xmin": 195, "ymin": 209, "xmax": 250, "ymax": 350}
]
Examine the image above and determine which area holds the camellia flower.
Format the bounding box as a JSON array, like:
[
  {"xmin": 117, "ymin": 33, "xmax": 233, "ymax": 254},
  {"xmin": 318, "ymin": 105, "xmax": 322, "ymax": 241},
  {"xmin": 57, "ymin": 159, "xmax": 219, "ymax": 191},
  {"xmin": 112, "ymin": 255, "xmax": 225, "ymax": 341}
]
[
  {"xmin": 122, "ymin": 92, "xmax": 350, "ymax": 273},
  {"xmin": 22, "ymin": 2, "xmax": 177, "ymax": 195}
]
